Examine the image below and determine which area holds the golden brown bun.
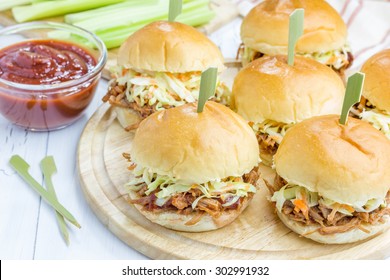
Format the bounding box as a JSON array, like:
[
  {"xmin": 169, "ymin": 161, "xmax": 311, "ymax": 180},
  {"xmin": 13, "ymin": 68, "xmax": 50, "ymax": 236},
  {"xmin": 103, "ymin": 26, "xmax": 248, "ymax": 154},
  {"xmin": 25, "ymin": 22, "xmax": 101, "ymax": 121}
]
[
  {"xmin": 129, "ymin": 190, "xmax": 253, "ymax": 232},
  {"xmin": 241, "ymin": 0, "xmax": 347, "ymax": 55},
  {"xmin": 117, "ymin": 21, "xmax": 225, "ymax": 73},
  {"xmin": 277, "ymin": 210, "xmax": 390, "ymax": 244},
  {"xmin": 361, "ymin": 49, "xmax": 390, "ymax": 112},
  {"xmin": 131, "ymin": 101, "xmax": 260, "ymax": 184},
  {"xmin": 274, "ymin": 115, "xmax": 390, "ymax": 205},
  {"xmin": 232, "ymin": 55, "xmax": 345, "ymax": 124},
  {"xmin": 114, "ymin": 107, "xmax": 141, "ymax": 131}
]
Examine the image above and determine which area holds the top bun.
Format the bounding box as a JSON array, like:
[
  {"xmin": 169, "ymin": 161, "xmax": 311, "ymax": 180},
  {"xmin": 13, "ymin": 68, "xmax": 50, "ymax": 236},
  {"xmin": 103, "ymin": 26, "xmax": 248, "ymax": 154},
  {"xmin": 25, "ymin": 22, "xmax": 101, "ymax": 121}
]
[
  {"xmin": 232, "ymin": 55, "xmax": 345, "ymax": 124},
  {"xmin": 361, "ymin": 49, "xmax": 390, "ymax": 112},
  {"xmin": 131, "ymin": 101, "xmax": 259, "ymax": 184},
  {"xmin": 241, "ymin": 0, "xmax": 347, "ymax": 55},
  {"xmin": 117, "ymin": 21, "xmax": 225, "ymax": 73},
  {"xmin": 274, "ymin": 115, "xmax": 390, "ymax": 205}
]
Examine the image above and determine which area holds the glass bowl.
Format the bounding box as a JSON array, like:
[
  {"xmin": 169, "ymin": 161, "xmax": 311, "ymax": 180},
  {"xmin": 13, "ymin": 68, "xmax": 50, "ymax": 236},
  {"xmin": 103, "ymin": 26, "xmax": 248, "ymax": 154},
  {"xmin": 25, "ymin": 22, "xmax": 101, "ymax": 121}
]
[{"xmin": 0, "ymin": 21, "xmax": 107, "ymax": 131}]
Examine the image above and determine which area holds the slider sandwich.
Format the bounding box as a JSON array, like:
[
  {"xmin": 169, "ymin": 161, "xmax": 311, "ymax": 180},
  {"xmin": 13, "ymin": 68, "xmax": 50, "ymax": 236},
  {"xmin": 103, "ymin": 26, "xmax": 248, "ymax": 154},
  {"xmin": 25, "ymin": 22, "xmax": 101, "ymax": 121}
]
[
  {"xmin": 232, "ymin": 55, "xmax": 345, "ymax": 166},
  {"xmin": 268, "ymin": 115, "xmax": 390, "ymax": 244},
  {"xmin": 351, "ymin": 49, "xmax": 390, "ymax": 139},
  {"xmin": 103, "ymin": 21, "xmax": 229, "ymax": 131},
  {"xmin": 239, "ymin": 0, "xmax": 353, "ymax": 77},
  {"xmin": 124, "ymin": 101, "xmax": 261, "ymax": 232}
]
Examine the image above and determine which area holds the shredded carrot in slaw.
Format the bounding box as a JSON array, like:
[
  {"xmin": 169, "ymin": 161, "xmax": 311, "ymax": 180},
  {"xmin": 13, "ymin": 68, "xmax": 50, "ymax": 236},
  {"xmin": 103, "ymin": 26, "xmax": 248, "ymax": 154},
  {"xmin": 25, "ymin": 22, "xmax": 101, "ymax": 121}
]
[{"xmin": 293, "ymin": 199, "xmax": 309, "ymax": 220}]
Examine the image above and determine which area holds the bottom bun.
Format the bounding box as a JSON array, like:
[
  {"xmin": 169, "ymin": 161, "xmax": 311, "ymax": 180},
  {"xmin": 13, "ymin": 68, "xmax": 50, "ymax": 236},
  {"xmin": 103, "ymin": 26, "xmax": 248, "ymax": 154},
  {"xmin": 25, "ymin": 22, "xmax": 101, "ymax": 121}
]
[
  {"xmin": 114, "ymin": 107, "xmax": 142, "ymax": 131},
  {"xmin": 276, "ymin": 210, "xmax": 390, "ymax": 244},
  {"xmin": 129, "ymin": 190, "xmax": 253, "ymax": 232},
  {"xmin": 259, "ymin": 148, "xmax": 274, "ymax": 167}
]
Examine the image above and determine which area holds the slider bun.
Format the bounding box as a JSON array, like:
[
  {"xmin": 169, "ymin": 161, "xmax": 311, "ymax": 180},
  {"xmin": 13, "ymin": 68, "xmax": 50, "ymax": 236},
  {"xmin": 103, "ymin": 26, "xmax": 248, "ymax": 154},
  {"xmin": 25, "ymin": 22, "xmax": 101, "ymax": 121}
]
[
  {"xmin": 113, "ymin": 107, "xmax": 141, "ymax": 131},
  {"xmin": 131, "ymin": 101, "xmax": 260, "ymax": 184},
  {"xmin": 361, "ymin": 49, "xmax": 390, "ymax": 112},
  {"xmin": 128, "ymin": 190, "xmax": 253, "ymax": 232},
  {"xmin": 258, "ymin": 151, "xmax": 273, "ymax": 167},
  {"xmin": 276, "ymin": 210, "xmax": 390, "ymax": 244},
  {"xmin": 274, "ymin": 115, "xmax": 390, "ymax": 206},
  {"xmin": 232, "ymin": 55, "xmax": 345, "ymax": 124},
  {"xmin": 241, "ymin": 0, "xmax": 347, "ymax": 55},
  {"xmin": 117, "ymin": 21, "xmax": 225, "ymax": 73}
]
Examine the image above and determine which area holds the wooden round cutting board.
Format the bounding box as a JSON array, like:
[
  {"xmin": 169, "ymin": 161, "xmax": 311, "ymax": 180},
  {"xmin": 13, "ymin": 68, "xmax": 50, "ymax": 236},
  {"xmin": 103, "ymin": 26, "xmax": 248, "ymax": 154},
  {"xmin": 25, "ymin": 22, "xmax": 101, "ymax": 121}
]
[{"xmin": 77, "ymin": 103, "xmax": 390, "ymax": 259}]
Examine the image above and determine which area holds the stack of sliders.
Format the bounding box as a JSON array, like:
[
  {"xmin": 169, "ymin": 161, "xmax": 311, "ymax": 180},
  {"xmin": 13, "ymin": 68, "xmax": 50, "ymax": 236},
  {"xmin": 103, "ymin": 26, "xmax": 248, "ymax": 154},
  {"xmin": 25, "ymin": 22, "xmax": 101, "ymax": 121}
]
[
  {"xmin": 102, "ymin": 20, "xmax": 229, "ymax": 131},
  {"xmin": 123, "ymin": 101, "xmax": 261, "ymax": 232},
  {"xmin": 267, "ymin": 115, "xmax": 390, "ymax": 244},
  {"xmin": 232, "ymin": 55, "xmax": 345, "ymax": 165},
  {"xmin": 351, "ymin": 49, "xmax": 390, "ymax": 138},
  {"xmin": 239, "ymin": 0, "xmax": 353, "ymax": 78}
]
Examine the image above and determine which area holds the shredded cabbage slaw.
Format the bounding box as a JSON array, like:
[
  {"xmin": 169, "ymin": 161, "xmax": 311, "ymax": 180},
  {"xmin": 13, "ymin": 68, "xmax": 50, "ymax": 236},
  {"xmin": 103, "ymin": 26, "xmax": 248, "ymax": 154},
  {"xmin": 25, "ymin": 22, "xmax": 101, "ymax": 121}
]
[
  {"xmin": 241, "ymin": 46, "xmax": 259, "ymax": 65},
  {"xmin": 251, "ymin": 120, "xmax": 294, "ymax": 144},
  {"xmin": 271, "ymin": 184, "xmax": 387, "ymax": 215},
  {"xmin": 299, "ymin": 45, "xmax": 351, "ymax": 70},
  {"xmin": 360, "ymin": 109, "xmax": 390, "ymax": 139},
  {"xmin": 111, "ymin": 66, "xmax": 230, "ymax": 110},
  {"xmin": 242, "ymin": 45, "xmax": 351, "ymax": 70},
  {"xmin": 126, "ymin": 164, "xmax": 257, "ymax": 209}
]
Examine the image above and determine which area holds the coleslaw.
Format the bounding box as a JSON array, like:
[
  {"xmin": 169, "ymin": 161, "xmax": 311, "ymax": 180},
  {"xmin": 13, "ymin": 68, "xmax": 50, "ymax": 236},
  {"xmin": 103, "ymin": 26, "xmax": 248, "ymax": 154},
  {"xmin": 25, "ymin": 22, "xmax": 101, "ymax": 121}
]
[
  {"xmin": 242, "ymin": 44, "xmax": 351, "ymax": 70},
  {"xmin": 110, "ymin": 66, "xmax": 231, "ymax": 110},
  {"xmin": 360, "ymin": 108, "xmax": 390, "ymax": 139},
  {"xmin": 126, "ymin": 164, "xmax": 257, "ymax": 209},
  {"xmin": 271, "ymin": 183, "xmax": 387, "ymax": 215},
  {"xmin": 251, "ymin": 120, "xmax": 294, "ymax": 144}
]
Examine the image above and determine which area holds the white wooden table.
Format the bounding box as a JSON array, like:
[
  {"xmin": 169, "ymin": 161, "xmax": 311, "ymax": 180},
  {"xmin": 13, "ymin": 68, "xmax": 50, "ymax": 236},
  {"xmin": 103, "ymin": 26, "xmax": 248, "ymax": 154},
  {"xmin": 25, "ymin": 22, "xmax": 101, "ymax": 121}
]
[{"xmin": 1, "ymin": 0, "xmax": 389, "ymax": 259}]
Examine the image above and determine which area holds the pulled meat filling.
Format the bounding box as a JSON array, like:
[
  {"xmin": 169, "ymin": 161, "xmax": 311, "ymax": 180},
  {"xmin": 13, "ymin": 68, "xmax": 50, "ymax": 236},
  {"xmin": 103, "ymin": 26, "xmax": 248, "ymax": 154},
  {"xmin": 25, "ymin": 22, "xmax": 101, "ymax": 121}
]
[
  {"xmin": 103, "ymin": 80, "xmax": 224, "ymax": 131},
  {"xmin": 351, "ymin": 96, "xmax": 376, "ymax": 116},
  {"xmin": 129, "ymin": 166, "xmax": 260, "ymax": 222},
  {"xmin": 256, "ymin": 132, "xmax": 278, "ymax": 158},
  {"xmin": 250, "ymin": 121, "xmax": 292, "ymax": 162},
  {"xmin": 266, "ymin": 174, "xmax": 390, "ymax": 235},
  {"xmin": 102, "ymin": 81, "xmax": 172, "ymax": 119}
]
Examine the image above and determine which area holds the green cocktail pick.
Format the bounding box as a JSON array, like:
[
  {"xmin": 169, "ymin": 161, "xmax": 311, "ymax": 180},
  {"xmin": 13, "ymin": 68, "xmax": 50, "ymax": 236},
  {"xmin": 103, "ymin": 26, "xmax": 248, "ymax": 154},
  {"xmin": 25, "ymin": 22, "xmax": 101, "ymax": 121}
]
[
  {"xmin": 339, "ymin": 72, "xmax": 365, "ymax": 125},
  {"xmin": 41, "ymin": 156, "xmax": 70, "ymax": 245},
  {"xmin": 197, "ymin": 67, "xmax": 218, "ymax": 113},
  {"xmin": 287, "ymin": 9, "xmax": 304, "ymax": 66},
  {"xmin": 168, "ymin": 0, "xmax": 182, "ymax": 22},
  {"xmin": 9, "ymin": 155, "xmax": 81, "ymax": 229}
]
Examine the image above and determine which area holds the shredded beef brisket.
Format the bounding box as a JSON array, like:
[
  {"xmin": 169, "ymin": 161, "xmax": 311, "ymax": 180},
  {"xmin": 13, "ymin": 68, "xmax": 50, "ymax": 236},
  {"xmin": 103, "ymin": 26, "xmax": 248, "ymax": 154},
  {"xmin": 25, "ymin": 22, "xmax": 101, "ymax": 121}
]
[
  {"xmin": 264, "ymin": 173, "xmax": 286, "ymax": 195},
  {"xmin": 351, "ymin": 95, "xmax": 376, "ymax": 117},
  {"xmin": 257, "ymin": 132, "xmax": 279, "ymax": 159},
  {"xmin": 269, "ymin": 174, "xmax": 390, "ymax": 235},
  {"xmin": 103, "ymin": 80, "xmax": 224, "ymax": 127},
  {"xmin": 243, "ymin": 166, "xmax": 261, "ymax": 186},
  {"xmin": 128, "ymin": 166, "xmax": 261, "ymax": 223},
  {"xmin": 102, "ymin": 81, "xmax": 172, "ymax": 119}
]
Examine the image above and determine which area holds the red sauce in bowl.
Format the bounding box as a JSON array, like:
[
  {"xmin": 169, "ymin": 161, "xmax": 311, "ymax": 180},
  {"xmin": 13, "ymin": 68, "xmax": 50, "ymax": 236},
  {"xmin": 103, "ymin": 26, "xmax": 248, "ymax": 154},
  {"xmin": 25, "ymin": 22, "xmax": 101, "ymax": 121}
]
[{"xmin": 0, "ymin": 39, "xmax": 99, "ymax": 130}]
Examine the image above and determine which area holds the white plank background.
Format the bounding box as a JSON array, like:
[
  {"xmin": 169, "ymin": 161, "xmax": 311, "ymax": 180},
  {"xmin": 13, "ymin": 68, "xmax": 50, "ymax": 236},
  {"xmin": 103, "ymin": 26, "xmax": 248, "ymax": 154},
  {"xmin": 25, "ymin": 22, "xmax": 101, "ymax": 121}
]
[{"xmin": 0, "ymin": 0, "xmax": 389, "ymax": 259}]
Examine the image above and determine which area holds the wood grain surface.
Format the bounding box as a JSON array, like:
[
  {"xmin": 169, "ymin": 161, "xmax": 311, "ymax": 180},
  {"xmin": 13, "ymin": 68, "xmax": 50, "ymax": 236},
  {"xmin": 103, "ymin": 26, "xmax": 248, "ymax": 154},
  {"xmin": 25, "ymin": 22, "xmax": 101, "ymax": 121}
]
[
  {"xmin": 0, "ymin": 0, "xmax": 239, "ymax": 80},
  {"xmin": 77, "ymin": 102, "xmax": 390, "ymax": 260}
]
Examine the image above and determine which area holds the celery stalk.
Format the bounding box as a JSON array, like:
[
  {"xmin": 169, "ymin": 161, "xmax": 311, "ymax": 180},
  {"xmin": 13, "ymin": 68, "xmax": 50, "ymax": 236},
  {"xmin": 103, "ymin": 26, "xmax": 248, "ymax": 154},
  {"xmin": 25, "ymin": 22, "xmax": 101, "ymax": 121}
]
[
  {"xmin": 74, "ymin": 0, "xmax": 209, "ymax": 33},
  {"xmin": 12, "ymin": 0, "xmax": 126, "ymax": 23},
  {"xmin": 97, "ymin": 26, "xmax": 142, "ymax": 49},
  {"xmin": 97, "ymin": 5, "xmax": 215, "ymax": 49},
  {"xmin": 176, "ymin": 7, "xmax": 215, "ymax": 26},
  {"xmin": 0, "ymin": 0, "xmax": 46, "ymax": 11},
  {"xmin": 98, "ymin": 14, "xmax": 213, "ymax": 50},
  {"xmin": 98, "ymin": 5, "xmax": 213, "ymax": 39},
  {"xmin": 10, "ymin": 0, "xmax": 215, "ymax": 50},
  {"xmin": 64, "ymin": 0, "xmax": 158, "ymax": 24},
  {"xmin": 73, "ymin": 3, "xmax": 167, "ymax": 32}
]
